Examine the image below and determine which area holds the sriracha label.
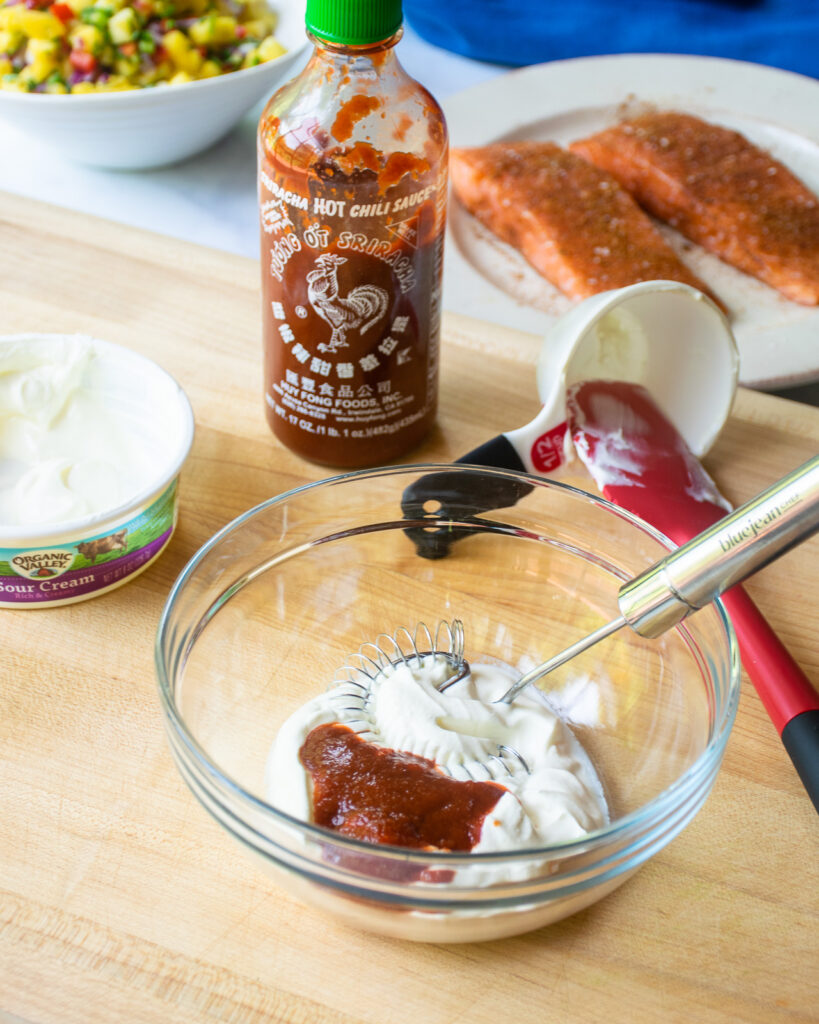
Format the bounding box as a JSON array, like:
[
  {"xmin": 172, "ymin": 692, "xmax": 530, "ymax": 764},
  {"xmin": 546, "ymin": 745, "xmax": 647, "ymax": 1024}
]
[{"xmin": 258, "ymin": 128, "xmax": 447, "ymax": 468}]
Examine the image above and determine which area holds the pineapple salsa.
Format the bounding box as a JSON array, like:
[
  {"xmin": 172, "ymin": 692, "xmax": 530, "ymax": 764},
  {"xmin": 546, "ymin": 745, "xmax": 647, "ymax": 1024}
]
[{"xmin": 0, "ymin": 0, "xmax": 285, "ymax": 93}]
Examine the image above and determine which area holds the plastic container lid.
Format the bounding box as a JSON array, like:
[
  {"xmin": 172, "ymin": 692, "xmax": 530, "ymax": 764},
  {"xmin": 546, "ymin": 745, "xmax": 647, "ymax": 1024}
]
[{"xmin": 306, "ymin": 0, "xmax": 403, "ymax": 45}]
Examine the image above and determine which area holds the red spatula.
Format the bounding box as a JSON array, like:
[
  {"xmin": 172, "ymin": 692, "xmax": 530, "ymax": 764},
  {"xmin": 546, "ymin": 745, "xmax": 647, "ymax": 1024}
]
[{"xmin": 567, "ymin": 379, "xmax": 819, "ymax": 811}]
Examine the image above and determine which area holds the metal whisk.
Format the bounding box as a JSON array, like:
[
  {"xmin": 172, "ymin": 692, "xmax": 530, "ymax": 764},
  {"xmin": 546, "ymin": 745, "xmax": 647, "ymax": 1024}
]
[
  {"xmin": 332, "ymin": 621, "xmax": 530, "ymax": 779},
  {"xmin": 334, "ymin": 619, "xmax": 468, "ymax": 694}
]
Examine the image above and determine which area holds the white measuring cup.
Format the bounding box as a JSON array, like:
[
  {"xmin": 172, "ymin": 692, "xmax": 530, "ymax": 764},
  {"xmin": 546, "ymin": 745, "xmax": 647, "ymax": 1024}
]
[
  {"xmin": 470, "ymin": 279, "xmax": 738, "ymax": 475},
  {"xmin": 402, "ymin": 280, "xmax": 739, "ymax": 557}
]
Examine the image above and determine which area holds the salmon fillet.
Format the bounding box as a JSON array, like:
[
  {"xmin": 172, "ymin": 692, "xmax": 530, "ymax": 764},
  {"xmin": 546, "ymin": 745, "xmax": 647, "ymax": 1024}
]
[
  {"xmin": 449, "ymin": 141, "xmax": 718, "ymax": 303},
  {"xmin": 571, "ymin": 112, "xmax": 819, "ymax": 305}
]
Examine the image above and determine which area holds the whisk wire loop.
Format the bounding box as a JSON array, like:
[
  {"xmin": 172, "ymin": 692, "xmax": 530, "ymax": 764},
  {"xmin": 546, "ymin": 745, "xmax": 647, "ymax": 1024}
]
[{"xmin": 333, "ymin": 620, "xmax": 531, "ymax": 776}]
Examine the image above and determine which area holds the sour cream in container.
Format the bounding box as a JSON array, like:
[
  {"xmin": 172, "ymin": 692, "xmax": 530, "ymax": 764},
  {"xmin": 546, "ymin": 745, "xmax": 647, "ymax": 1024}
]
[{"xmin": 0, "ymin": 333, "xmax": 194, "ymax": 608}]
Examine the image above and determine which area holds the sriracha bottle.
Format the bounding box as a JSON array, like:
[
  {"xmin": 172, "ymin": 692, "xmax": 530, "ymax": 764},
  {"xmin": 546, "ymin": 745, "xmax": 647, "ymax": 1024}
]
[{"xmin": 258, "ymin": 0, "xmax": 448, "ymax": 467}]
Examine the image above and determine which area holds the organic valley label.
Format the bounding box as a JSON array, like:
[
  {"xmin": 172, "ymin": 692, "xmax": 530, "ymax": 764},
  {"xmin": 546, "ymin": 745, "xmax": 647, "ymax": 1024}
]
[{"xmin": 0, "ymin": 482, "xmax": 177, "ymax": 606}]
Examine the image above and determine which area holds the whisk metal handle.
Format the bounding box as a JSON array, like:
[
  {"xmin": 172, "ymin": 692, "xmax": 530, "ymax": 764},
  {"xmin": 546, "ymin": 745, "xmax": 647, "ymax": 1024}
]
[{"xmin": 618, "ymin": 455, "xmax": 819, "ymax": 639}]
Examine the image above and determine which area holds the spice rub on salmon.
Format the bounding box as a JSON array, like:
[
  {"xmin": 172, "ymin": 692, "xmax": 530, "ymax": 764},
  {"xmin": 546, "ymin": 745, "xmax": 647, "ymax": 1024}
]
[
  {"xmin": 449, "ymin": 141, "xmax": 717, "ymax": 302},
  {"xmin": 570, "ymin": 112, "xmax": 819, "ymax": 306}
]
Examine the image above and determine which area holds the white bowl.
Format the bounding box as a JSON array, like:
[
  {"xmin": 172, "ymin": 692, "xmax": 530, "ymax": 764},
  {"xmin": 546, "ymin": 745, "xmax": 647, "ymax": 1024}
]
[{"xmin": 0, "ymin": 0, "xmax": 308, "ymax": 169}]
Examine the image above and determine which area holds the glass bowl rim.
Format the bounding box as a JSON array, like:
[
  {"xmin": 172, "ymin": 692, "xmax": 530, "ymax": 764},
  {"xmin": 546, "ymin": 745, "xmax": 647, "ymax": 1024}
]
[{"xmin": 155, "ymin": 462, "xmax": 741, "ymax": 864}]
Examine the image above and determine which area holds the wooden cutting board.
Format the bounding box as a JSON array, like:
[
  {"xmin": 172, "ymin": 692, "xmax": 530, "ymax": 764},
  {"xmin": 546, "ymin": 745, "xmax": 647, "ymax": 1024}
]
[{"xmin": 1, "ymin": 191, "xmax": 817, "ymax": 1024}]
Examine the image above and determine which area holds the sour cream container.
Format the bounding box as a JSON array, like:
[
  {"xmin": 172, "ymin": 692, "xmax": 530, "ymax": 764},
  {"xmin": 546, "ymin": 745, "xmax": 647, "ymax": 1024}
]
[{"xmin": 0, "ymin": 333, "xmax": 194, "ymax": 608}]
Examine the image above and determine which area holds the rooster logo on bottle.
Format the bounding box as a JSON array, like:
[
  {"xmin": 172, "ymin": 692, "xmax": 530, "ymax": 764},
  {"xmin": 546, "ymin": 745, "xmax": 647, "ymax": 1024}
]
[{"xmin": 306, "ymin": 253, "xmax": 389, "ymax": 353}]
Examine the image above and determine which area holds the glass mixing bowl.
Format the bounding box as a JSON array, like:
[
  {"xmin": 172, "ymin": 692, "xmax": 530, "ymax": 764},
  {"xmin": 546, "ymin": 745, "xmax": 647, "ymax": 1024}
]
[{"xmin": 155, "ymin": 466, "xmax": 739, "ymax": 942}]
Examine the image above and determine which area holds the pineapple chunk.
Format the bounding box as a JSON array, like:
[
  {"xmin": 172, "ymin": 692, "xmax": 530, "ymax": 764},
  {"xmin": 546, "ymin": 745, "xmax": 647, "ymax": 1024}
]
[
  {"xmin": 97, "ymin": 73, "xmax": 133, "ymax": 89},
  {"xmin": 70, "ymin": 80, "xmax": 96, "ymax": 92},
  {"xmin": 44, "ymin": 78, "xmax": 69, "ymax": 93},
  {"xmin": 25, "ymin": 38, "xmax": 60, "ymax": 82},
  {"xmin": 240, "ymin": 18, "xmax": 271, "ymax": 38},
  {"xmin": 139, "ymin": 56, "xmax": 171, "ymax": 83},
  {"xmin": 168, "ymin": 69, "xmax": 193, "ymax": 84},
  {"xmin": 0, "ymin": 76, "xmax": 30, "ymax": 92},
  {"xmin": 114, "ymin": 54, "xmax": 140, "ymax": 75},
  {"xmin": 187, "ymin": 15, "xmax": 212, "ymax": 45},
  {"xmin": 66, "ymin": 0, "xmax": 98, "ymax": 13},
  {"xmin": 0, "ymin": 29, "xmax": 24, "ymax": 53},
  {"xmin": 189, "ymin": 14, "xmax": 237, "ymax": 45},
  {"xmin": 161, "ymin": 28, "xmax": 190, "ymax": 60},
  {"xmin": 245, "ymin": 0, "xmax": 274, "ymax": 21},
  {"xmin": 180, "ymin": 47, "xmax": 202, "ymax": 73},
  {"xmin": 69, "ymin": 23, "xmax": 105, "ymax": 53},
  {"xmin": 0, "ymin": 8, "xmax": 67, "ymax": 39},
  {"xmin": 197, "ymin": 58, "xmax": 221, "ymax": 78},
  {"xmin": 0, "ymin": 57, "xmax": 12, "ymax": 77},
  {"xmin": 151, "ymin": 57, "xmax": 172, "ymax": 80},
  {"xmin": 210, "ymin": 15, "xmax": 239, "ymax": 44},
  {"xmin": 161, "ymin": 29, "xmax": 202, "ymax": 73},
  {"xmin": 18, "ymin": 65, "xmax": 39, "ymax": 87},
  {"xmin": 257, "ymin": 35, "xmax": 284, "ymax": 62},
  {"xmin": 108, "ymin": 6, "xmax": 139, "ymax": 44}
]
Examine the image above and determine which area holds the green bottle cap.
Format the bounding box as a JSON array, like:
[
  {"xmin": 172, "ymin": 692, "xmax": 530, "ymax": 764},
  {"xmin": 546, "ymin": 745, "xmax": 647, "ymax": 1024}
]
[{"xmin": 305, "ymin": 0, "xmax": 403, "ymax": 46}]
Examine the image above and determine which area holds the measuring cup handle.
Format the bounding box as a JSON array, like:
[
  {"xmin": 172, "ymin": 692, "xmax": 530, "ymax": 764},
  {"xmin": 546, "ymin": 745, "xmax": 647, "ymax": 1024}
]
[
  {"xmin": 456, "ymin": 434, "xmax": 528, "ymax": 473},
  {"xmin": 401, "ymin": 435, "xmax": 535, "ymax": 560}
]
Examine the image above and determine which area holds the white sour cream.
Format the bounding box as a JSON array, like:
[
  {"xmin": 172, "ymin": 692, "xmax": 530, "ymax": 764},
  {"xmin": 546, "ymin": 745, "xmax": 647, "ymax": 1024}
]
[{"xmin": 0, "ymin": 336, "xmax": 159, "ymax": 527}]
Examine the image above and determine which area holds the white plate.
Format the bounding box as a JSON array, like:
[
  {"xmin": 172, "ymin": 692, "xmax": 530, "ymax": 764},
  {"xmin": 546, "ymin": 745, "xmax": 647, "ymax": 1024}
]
[{"xmin": 442, "ymin": 54, "xmax": 819, "ymax": 389}]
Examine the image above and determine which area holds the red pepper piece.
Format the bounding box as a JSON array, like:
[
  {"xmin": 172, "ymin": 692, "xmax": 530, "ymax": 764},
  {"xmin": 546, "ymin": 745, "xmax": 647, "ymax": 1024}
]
[
  {"xmin": 50, "ymin": 2, "xmax": 74, "ymax": 23},
  {"xmin": 69, "ymin": 49, "xmax": 97, "ymax": 73}
]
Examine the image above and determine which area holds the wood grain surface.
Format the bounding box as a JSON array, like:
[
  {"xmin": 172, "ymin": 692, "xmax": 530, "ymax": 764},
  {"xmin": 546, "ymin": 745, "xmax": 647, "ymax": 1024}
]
[{"xmin": 1, "ymin": 192, "xmax": 817, "ymax": 1024}]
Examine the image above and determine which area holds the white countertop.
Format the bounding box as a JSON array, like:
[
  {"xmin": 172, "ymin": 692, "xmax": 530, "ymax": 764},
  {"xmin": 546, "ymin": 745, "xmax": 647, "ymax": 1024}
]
[{"xmin": 0, "ymin": 24, "xmax": 502, "ymax": 259}]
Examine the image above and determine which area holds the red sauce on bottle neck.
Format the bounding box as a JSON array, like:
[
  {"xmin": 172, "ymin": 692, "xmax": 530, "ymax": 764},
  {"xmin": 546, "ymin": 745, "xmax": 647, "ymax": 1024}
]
[
  {"xmin": 331, "ymin": 94, "xmax": 382, "ymax": 142},
  {"xmin": 299, "ymin": 723, "xmax": 504, "ymax": 851}
]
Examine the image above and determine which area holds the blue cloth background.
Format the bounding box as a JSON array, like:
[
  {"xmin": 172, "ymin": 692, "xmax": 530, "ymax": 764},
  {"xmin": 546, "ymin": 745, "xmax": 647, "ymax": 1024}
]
[{"xmin": 403, "ymin": 0, "xmax": 818, "ymax": 79}]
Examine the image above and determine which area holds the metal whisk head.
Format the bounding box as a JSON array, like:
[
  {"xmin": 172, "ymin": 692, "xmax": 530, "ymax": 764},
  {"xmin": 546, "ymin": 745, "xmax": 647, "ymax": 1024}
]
[
  {"xmin": 334, "ymin": 619, "xmax": 469, "ymax": 692},
  {"xmin": 331, "ymin": 620, "xmax": 531, "ymax": 778}
]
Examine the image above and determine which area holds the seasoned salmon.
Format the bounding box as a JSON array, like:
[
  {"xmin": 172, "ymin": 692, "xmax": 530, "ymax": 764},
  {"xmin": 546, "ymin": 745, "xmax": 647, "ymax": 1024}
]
[
  {"xmin": 449, "ymin": 141, "xmax": 718, "ymax": 302},
  {"xmin": 571, "ymin": 112, "xmax": 819, "ymax": 305}
]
